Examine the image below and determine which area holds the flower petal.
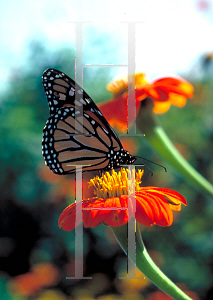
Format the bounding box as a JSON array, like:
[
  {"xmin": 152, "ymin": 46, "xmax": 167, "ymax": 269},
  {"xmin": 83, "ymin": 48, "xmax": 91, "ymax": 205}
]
[
  {"xmin": 153, "ymin": 100, "xmax": 171, "ymax": 114},
  {"xmin": 58, "ymin": 203, "xmax": 77, "ymax": 231},
  {"xmin": 145, "ymin": 187, "xmax": 187, "ymax": 211},
  {"xmin": 143, "ymin": 187, "xmax": 187, "ymax": 206},
  {"xmin": 102, "ymin": 196, "xmax": 129, "ymax": 227},
  {"xmin": 135, "ymin": 187, "xmax": 187, "ymax": 226},
  {"xmin": 153, "ymin": 77, "xmax": 193, "ymax": 98},
  {"xmin": 83, "ymin": 198, "xmax": 108, "ymax": 227},
  {"xmin": 98, "ymin": 96, "xmax": 127, "ymax": 132},
  {"xmin": 136, "ymin": 192, "xmax": 174, "ymax": 226},
  {"xmin": 169, "ymin": 93, "xmax": 187, "ymax": 107}
]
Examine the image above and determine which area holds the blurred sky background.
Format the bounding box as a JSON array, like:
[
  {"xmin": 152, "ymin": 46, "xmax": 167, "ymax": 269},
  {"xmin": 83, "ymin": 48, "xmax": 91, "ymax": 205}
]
[{"xmin": 0, "ymin": 0, "xmax": 213, "ymax": 93}]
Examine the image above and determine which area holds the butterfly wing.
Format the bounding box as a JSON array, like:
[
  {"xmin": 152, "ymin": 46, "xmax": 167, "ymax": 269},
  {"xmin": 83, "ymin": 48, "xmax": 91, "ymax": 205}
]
[{"xmin": 42, "ymin": 69, "xmax": 133, "ymax": 174}]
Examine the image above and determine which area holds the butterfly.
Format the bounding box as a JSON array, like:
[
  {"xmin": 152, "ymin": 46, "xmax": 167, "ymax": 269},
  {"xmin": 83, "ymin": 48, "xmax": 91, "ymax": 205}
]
[{"xmin": 41, "ymin": 68, "xmax": 137, "ymax": 175}]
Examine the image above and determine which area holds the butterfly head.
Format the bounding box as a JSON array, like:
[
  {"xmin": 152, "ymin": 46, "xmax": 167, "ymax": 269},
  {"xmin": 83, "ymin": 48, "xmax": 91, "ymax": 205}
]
[
  {"xmin": 106, "ymin": 148, "xmax": 136, "ymax": 171},
  {"xmin": 121, "ymin": 150, "xmax": 137, "ymax": 166}
]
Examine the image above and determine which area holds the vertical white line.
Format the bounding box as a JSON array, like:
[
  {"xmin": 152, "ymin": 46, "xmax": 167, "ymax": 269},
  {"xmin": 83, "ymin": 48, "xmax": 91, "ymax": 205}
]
[
  {"xmin": 75, "ymin": 22, "xmax": 84, "ymax": 135},
  {"xmin": 119, "ymin": 165, "xmax": 137, "ymax": 279},
  {"xmin": 74, "ymin": 166, "xmax": 84, "ymax": 278},
  {"xmin": 67, "ymin": 23, "xmax": 92, "ymax": 280},
  {"xmin": 127, "ymin": 165, "xmax": 136, "ymax": 277},
  {"xmin": 66, "ymin": 166, "xmax": 92, "ymax": 279},
  {"xmin": 74, "ymin": 23, "xmax": 84, "ymax": 278},
  {"xmin": 128, "ymin": 23, "xmax": 136, "ymax": 136}
]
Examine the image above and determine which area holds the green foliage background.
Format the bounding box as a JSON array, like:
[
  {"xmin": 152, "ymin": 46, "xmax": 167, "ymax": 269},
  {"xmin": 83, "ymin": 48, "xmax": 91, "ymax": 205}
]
[{"xmin": 0, "ymin": 43, "xmax": 212, "ymax": 300}]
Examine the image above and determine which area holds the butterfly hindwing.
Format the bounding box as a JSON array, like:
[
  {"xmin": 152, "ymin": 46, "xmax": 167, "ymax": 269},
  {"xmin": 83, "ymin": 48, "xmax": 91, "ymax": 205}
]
[{"xmin": 42, "ymin": 107, "xmax": 122, "ymax": 174}]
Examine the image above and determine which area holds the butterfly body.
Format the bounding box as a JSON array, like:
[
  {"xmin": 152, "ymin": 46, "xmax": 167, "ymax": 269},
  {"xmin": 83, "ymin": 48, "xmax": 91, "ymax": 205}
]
[{"xmin": 42, "ymin": 69, "xmax": 136, "ymax": 175}]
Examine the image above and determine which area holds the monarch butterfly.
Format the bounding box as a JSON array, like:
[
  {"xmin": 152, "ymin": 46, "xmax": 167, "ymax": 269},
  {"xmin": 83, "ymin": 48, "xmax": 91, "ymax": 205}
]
[{"xmin": 42, "ymin": 68, "xmax": 137, "ymax": 175}]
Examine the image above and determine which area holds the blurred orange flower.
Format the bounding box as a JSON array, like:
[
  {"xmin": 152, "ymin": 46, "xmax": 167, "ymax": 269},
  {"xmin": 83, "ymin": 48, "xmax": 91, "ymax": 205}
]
[
  {"xmin": 116, "ymin": 267, "xmax": 150, "ymax": 293},
  {"xmin": 141, "ymin": 76, "xmax": 193, "ymax": 113},
  {"xmin": 98, "ymin": 73, "xmax": 193, "ymax": 132},
  {"xmin": 8, "ymin": 272, "xmax": 42, "ymax": 297},
  {"xmin": 58, "ymin": 168, "xmax": 186, "ymax": 231},
  {"xmin": 8, "ymin": 263, "xmax": 60, "ymax": 297},
  {"xmin": 32, "ymin": 263, "xmax": 60, "ymax": 287},
  {"xmin": 38, "ymin": 164, "xmax": 93, "ymax": 202}
]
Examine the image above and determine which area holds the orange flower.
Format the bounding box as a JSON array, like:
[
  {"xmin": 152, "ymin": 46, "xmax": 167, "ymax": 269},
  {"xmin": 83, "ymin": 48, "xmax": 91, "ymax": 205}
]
[
  {"xmin": 142, "ymin": 76, "xmax": 194, "ymax": 114},
  {"xmin": 8, "ymin": 272, "xmax": 42, "ymax": 297},
  {"xmin": 8, "ymin": 263, "xmax": 60, "ymax": 297},
  {"xmin": 38, "ymin": 164, "xmax": 93, "ymax": 202},
  {"xmin": 58, "ymin": 169, "xmax": 186, "ymax": 231},
  {"xmin": 98, "ymin": 73, "xmax": 193, "ymax": 132}
]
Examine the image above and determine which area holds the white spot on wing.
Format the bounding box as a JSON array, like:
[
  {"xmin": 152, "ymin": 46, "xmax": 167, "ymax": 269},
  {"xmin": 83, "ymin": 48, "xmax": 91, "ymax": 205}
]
[
  {"xmin": 85, "ymin": 98, "xmax": 90, "ymax": 104},
  {"xmin": 69, "ymin": 89, "xmax": 74, "ymax": 96}
]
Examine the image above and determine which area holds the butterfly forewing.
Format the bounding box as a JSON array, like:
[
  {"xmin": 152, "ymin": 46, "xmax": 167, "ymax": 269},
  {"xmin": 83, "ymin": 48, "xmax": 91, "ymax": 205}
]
[{"xmin": 42, "ymin": 68, "xmax": 136, "ymax": 174}]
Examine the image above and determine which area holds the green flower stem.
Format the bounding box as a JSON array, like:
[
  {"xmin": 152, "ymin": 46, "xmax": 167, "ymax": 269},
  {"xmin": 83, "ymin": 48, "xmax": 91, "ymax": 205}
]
[
  {"xmin": 137, "ymin": 99, "xmax": 213, "ymax": 197},
  {"xmin": 111, "ymin": 223, "xmax": 192, "ymax": 300}
]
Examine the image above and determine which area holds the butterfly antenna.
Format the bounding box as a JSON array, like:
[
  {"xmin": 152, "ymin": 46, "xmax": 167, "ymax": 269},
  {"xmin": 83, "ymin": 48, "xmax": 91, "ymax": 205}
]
[
  {"xmin": 134, "ymin": 158, "xmax": 154, "ymax": 176},
  {"xmin": 135, "ymin": 156, "xmax": 167, "ymax": 173}
]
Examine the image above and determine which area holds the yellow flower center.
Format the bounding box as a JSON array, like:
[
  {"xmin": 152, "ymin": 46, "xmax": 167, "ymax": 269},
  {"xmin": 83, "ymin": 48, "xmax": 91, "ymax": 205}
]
[{"xmin": 88, "ymin": 168, "xmax": 144, "ymax": 199}]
